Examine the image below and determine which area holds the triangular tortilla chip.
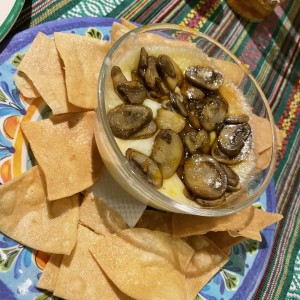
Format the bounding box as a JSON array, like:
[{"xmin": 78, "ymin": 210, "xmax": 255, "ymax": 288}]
[
  {"xmin": 228, "ymin": 208, "xmax": 283, "ymax": 241},
  {"xmin": 21, "ymin": 111, "xmax": 102, "ymax": 200},
  {"xmin": 53, "ymin": 225, "xmax": 128, "ymax": 300},
  {"xmin": 13, "ymin": 70, "xmax": 40, "ymax": 98},
  {"xmin": 135, "ymin": 210, "xmax": 173, "ymax": 234},
  {"xmin": 17, "ymin": 32, "xmax": 80, "ymax": 114},
  {"xmin": 90, "ymin": 228, "xmax": 194, "ymax": 300},
  {"xmin": 204, "ymin": 231, "xmax": 245, "ymax": 251},
  {"xmin": 0, "ymin": 166, "xmax": 79, "ymax": 254},
  {"xmin": 110, "ymin": 22, "xmax": 130, "ymax": 44},
  {"xmin": 185, "ymin": 235, "xmax": 228, "ymax": 299},
  {"xmin": 79, "ymin": 193, "xmax": 128, "ymax": 235},
  {"xmin": 256, "ymin": 147, "xmax": 272, "ymax": 171},
  {"xmin": 172, "ymin": 206, "xmax": 255, "ymax": 237},
  {"xmin": 54, "ymin": 32, "xmax": 110, "ymax": 109},
  {"xmin": 120, "ymin": 18, "xmax": 137, "ymax": 31},
  {"xmin": 37, "ymin": 254, "xmax": 63, "ymax": 292}
]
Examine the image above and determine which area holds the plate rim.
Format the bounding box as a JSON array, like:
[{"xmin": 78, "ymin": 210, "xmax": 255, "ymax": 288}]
[
  {"xmin": 0, "ymin": 0, "xmax": 25, "ymax": 43},
  {"xmin": 0, "ymin": 16, "xmax": 277, "ymax": 300}
]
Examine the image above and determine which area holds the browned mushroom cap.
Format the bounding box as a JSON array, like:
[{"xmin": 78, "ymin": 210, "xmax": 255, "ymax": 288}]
[
  {"xmin": 217, "ymin": 123, "xmax": 251, "ymax": 158},
  {"xmin": 183, "ymin": 154, "xmax": 227, "ymax": 200},
  {"xmin": 169, "ymin": 91, "xmax": 188, "ymax": 117},
  {"xmin": 126, "ymin": 148, "xmax": 163, "ymax": 189},
  {"xmin": 151, "ymin": 129, "xmax": 184, "ymax": 179},
  {"xmin": 185, "ymin": 66, "xmax": 224, "ymax": 91},
  {"xmin": 199, "ymin": 96, "xmax": 228, "ymax": 132},
  {"xmin": 155, "ymin": 77, "xmax": 170, "ymax": 95},
  {"xmin": 117, "ymin": 80, "xmax": 147, "ymax": 104},
  {"xmin": 222, "ymin": 164, "xmax": 239, "ymax": 187},
  {"xmin": 183, "ymin": 86, "xmax": 205, "ymax": 102},
  {"xmin": 131, "ymin": 120, "xmax": 157, "ymax": 139},
  {"xmin": 145, "ymin": 56, "xmax": 160, "ymax": 90},
  {"xmin": 157, "ymin": 54, "xmax": 184, "ymax": 90},
  {"xmin": 225, "ymin": 114, "xmax": 250, "ymax": 124},
  {"xmin": 184, "ymin": 130, "xmax": 210, "ymax": 154},
  {"xmin": 137, "ymin": 47, "xmax": 148, "ymax": 78},
  {"xmin": 188, "ymin": 109, "xmax": 202, "ymax": 130},
  {"xmin": 107, "ymin": 104, "xmax": 153, "ymax": 139},
  {"xmin": 111, "ymin": 66, "xmax": 128, "ymax": 101},
  {"xmin": 131, "ymin": 70, "xmax": 145, "ymax": 85}
]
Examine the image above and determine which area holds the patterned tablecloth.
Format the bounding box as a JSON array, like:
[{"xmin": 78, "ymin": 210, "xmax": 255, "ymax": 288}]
[{"xmin": 3, "ymin": 0, "xmax": 300, "ymax": 299}]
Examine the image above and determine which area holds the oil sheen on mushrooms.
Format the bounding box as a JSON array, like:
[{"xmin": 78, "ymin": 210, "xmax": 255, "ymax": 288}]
[{"xmin": 107, "ymin": 47, "xmax": 255, "ymax": 207}]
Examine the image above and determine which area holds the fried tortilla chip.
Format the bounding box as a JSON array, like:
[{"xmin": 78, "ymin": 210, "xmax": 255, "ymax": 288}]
[
  {"xmin": 0, "ymin": 166, "xmax": 79, "ymax": 254},
  {"xmin": 120, "ymin": 18, "xmax": 137, "ymax": 31},
  {"xmin": 13, "ymin": 70, "xmax": 40, "ymax": 98},
  {"xmin": 53, "ymin": 225, "xmax": 128, "ymax": 300},
  {"xmin": 37, "ymin": 254, "xmax": 63, "ymax": 292},
  {"xmin": 250, "ymin": 114, "xmax": 273, "ymax": 154},
  {"xmin": 21, "ymin": 111, "xmax": 102, "ymax": 200},
  {"xmin": 185, "ymin": 235, "xmax": 228, "ymax": 299},
  {"xmin": 204, "ymin": 231, "xmax": 246, "ymax": 251},
  {"xmin": 256, "ymin": 147, "xmax": 273, "ymax": 171},
  {"xmin": 79, "ymin": 193, "xmax": 128, "ymax": 235},
  {"xmin": 90, "ymin": 228, "xmax": 194, "ymax": 300},
  {"xmin": 17, "ymin": 32, "xmax": 80, "ymax": 114},
  {"xmin": 110, "ymin": 22, "xmax": 130, "ymax": 44},
  {"xmin": 135, "ymin": 210, "xmax": 173, "ymax": 234},
  {"xmin": 228, "ymin": 208, "xmax": 283, "ymax": 241},
  {"xmin": 54, "ymin": 32, "xmax": 110, "ymax": 109},
  {"xmin": 172, "ymin": 206, "xmax": 254, "ymax": 237}
]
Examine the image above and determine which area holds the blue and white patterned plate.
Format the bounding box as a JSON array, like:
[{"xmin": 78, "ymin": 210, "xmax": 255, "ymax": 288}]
[{"xmin": 0, "ymin": 17, "xmax": 277, "ymax": 300}]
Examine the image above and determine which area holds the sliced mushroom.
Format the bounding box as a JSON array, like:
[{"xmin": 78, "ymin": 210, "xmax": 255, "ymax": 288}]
[
  {"xmin": 131, "ymin": 120, "xmax": 157, "ymax": 139},
  {"xmin": 155, "ymin": 77, "xmax": 170, "ymax": 95},
  {"xmin": 108, "ymin": 104, "xmax": 152, "ymax": 139},
  {"xmin": 145, "ymin": 56, "xmax": 160, "ymax": 90},
  {"xmin": 169, "ymin": 91, "xmax": 188, "ymax": 117},
  {"xmin": 155, "ymin": 108, "xmax": 186, "ymax": 133},
  {"xmin": 188, "ymin": 109, "xmax": 202, "ymax": 130},
  {"xmin": 199, "ymin": 96, "xmax": 228, "ymax": 132},
  {"xmin": 126, "ymin": 148, "xmax": 163, "ymax": 189},
  {"xmin": 111, "ymin": 66, "xmax": 128, "ymax": 101},
  {"xmin": 137, "ymin": 47, "xmax": 148, "ymax": 78},
  {"xmin": 131, "ymin": 70, "xmax": 145, "ymax": 85},
  {"xmin": 195, "ymin": 195, "xmax": 226, "ymax": 207},
  {"xmin": 225, "ymin": 114, "xmax": 250, "ymax": 124},
  {"xmin": 184, "ymin": 130, "xmax": 210, "ymax": 154},
  {"xmin": 217, "ymin": 123, "xmax": 251, "ymax": 158},
  {"xmin": 222, "ymin": 164, "xmax": 240, "ymax": 187},
  {"xmin": 151, "ymin": 129, "xmax": 184, "ymax": 178},
  {"xmin": 157, "ymin": 54, "xmax": 184, "ymax": 90},
  {"xmin": 117, "ymin": 80, "xmax": 147, "ymax": 104},
  {"xmin": 212, "ymin": 135, "xmax": 252, "ymax": 165},
  {"xmin": 183, "ymin": 154, "xmax": 227, "ymax": 200},
  {"xmin": 183, "ymin": 86, "xmax": 205, "ymax": 102},
  {"xmin": 185, "ymin": 66, "xmax": 224, "ymax": 90}
]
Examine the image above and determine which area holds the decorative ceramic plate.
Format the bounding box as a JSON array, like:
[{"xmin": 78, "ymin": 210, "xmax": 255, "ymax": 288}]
[
  {"xmin": 0, "ymin": 0, "xmax": 25, "ymax": 42},
  {"xmin": 0, "ymin": 17, "xmax": 277, "ymax": 300}
]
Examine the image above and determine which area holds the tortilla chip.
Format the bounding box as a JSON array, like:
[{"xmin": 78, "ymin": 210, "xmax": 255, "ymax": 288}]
[
  {"xmin": 172, "ymin": 206, "xmax": 254, "ymax": 237},
  {"xmin": 250, "ymin": 114, "xmax": 273, "ymax": 154},
  {"xmin": 256, "ymin": 147, "xmax": 272, "ymax": 171},
  {"xmin": 135, "ymin": 210, "xmax": 173, "ymax": 234},
  {"xmin": 17, "ymin": 32, "xmax": 80, "ymax": 114},
  {"xmin": 185, "ymin": 235, "xmax": 228, "ymax": 299},
  {"xmin": 13, "ymin": 71, "xmax": 40, "ymax": 98},
  {"xmin": 21, "ymin": 111, "xmax": 102, "ymax": 200},
  {"xmin": 120, "ymin": 18, "xmax": 137, "ymax": 30},
  {"xmin": 0, "ymin": 166, "xmax": 79, "ymax": 254},
  {"xmin": 79, "ymin": 193, "xmax": 128, "ymax": 235},
  {"xmin": 37, "ymin": 254, "xmax": 63, "ymax": 292},
  {"xmin": 204, "ymin": 231, "xmax": 246, "ymax": 251},
  {"xmin": 54, "ymin": 32, "xmax": 110, "ymax": 109},
  {"xmin": 53, "ymin": 224, "xmax": 127, "ymax": 300},
  {"xmin": 90, "ymin": 228, "xmax": 194, "ymax": 300},
  {"xmin": 110, "ymin": 22, "xmax": 130, "ymax": 44},
  {"xmin": 228, "ymin": 208, "xmax": 283, "ymax": 241}
]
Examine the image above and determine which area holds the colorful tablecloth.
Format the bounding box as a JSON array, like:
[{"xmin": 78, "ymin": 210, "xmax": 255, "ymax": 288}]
[{"xmin": 4, "ymin": 0, "xmax": 300, "ymax": 299}]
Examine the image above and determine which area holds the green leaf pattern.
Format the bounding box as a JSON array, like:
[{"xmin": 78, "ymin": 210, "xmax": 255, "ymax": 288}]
[
  {"xmin": 0, "ymin": 246, "xmax": 21, "ymax": 271},
  {"xmin": 86, "ymin": 27, "xmax": 102, "ymax": 39},
  {"xmin": 11, "ymin": 53, "xmax": 25, "ymax": 68},
  {"xmin": 221, "ymin": 269, "xmax": 239, "ymax": 290}
]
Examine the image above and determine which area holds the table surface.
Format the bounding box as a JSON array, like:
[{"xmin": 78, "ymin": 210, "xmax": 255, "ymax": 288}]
[{"xmin": 2, "ymin": 0, "xmax": 300, "ymax": 299}]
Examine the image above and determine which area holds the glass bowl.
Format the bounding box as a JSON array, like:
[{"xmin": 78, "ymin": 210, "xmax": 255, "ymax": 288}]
[{"xmin": 95, "ymin": 23, "xmax": 277, "ymax": 217}]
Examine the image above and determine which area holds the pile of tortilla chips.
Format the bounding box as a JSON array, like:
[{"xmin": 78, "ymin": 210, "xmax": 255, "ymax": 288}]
[{"xmin": 0, "ymin": 19, "xmax": 283, "ymax": 299}]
